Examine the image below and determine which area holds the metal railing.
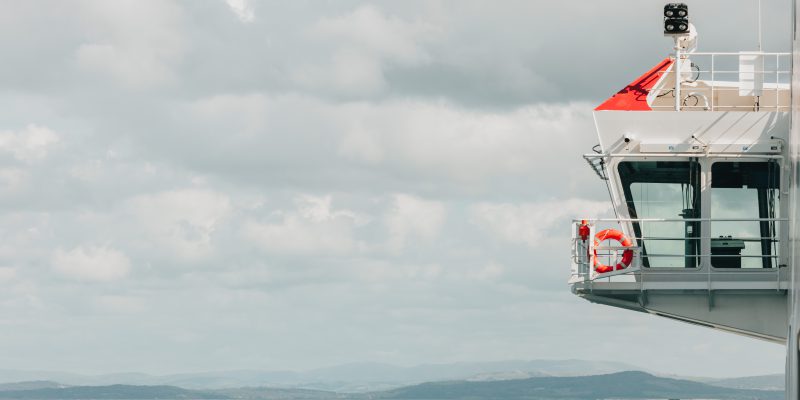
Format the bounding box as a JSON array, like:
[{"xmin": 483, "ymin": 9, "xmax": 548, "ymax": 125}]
[
  {"xmin": 571, "ymin": 217, "xmax": 787, "ymax": 282},
  {"xmin": 647, "ymin": 52, "xmax": 790, "ymax": 112}
]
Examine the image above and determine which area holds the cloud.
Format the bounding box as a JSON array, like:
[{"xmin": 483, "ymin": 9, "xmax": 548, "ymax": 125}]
[
  {"xmin": 123, "ymin": 189, "xmax": 232, "ymax": 262},
  {"xmin": 155, "ymin": 94, "xmax": 599, "ymax": 199},
  {"xmin": 0, "ymin": 168, "xmax": 27, "ymax": 192},
  {"xmin": 73, "ymin": 0, "xmax": 185, "ymax": 88},
  {"xmin": 351, "ymin": 259, "xmax": 443, "ymax": 284},
  {"xmin": 292, "ymin": 50, "xmax": 388, "ymax": 96},
  {"xmin": 337, "ymin": 101, "xmax": 597, "ymax": 185},
  {"xmin": 224, "ymin": 0, "xmax": 255, "ymax": 23},
  {"xmin": 293, "ymin": 5, "xmax": 436, "ymax": 95},
  {"xmin": 242, "ymin": 195, "xmax": 368, "ymax": 255},
  {"xmin": 184, "ymin": 93, "xmax": 269, "ymax": 136},
  {"xmin": 470, "ymin": 198, "xmax": 611, "ymax": 247},
  {"xmin": 95, "ymin": 295, "xmax": 145, "ymax": 314},
  {"xmin": 385, "ymin": 194, "xmax": 446, "ymax": 252},
  {"xmin": 0, "ymin": 124, "xmax": 59, "ymax": 163},
  {"xmin": 312, "ymin": 5, "xmax": 433, "ymax": 65},
  {"xmin": 52, "ymin": 245, "xmax": 131, "ymax": 282},
  {"xmin": 75, "ymin": 44, "xmax": 175, "ymax": 88},
  {"xmin": 0, "ymin": 266, "xmax": 17, "ymax": 283}
]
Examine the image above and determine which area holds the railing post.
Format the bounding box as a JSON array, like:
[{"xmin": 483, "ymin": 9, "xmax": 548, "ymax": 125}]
[
  {"xmin": 776, "ymin": 54, "xmax": 779, "ymax": 111},
  {"xmin": 675, "ymin": 48, "xmax": 681, "ymax": 111},
  {"xmin": 710, "ymin": 54, "xmax": 715, "ymax": 111},
  {"xmin": 588, "ymin": 222, "xmax": 593, "ymax": 279}
]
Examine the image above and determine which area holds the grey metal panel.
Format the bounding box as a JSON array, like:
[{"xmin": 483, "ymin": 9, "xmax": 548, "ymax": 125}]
[
  {"xmin": 580, "ymin": 290, "xmax": 788, "ymax": 342},
  {"xmin": 645, "ymin": 291, "xmax": 787, "ymax": 341}
]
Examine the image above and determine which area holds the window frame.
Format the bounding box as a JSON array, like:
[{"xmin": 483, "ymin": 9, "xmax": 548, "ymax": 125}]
[
  {"xmin": 708, "ymin": 158, "xmax": 784, "ymax": 271},
  {"xmin": 613, "ymin": 157, "xmax": 704, "ymax": 270}
]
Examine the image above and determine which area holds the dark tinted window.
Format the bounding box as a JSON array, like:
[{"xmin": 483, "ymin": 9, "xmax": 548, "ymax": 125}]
[
  {"xmin": 618, "ymin": 161, "xmax": 701, "ymax": 268},
  {"xmin": 711, "ymin": 161, "xmax": 780, "ymax": 268}
]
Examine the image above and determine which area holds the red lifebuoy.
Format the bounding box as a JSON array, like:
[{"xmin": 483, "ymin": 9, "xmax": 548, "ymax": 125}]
[{"xmin": 593, "ymin": 229, "xmax": 634, "ymax": 273}]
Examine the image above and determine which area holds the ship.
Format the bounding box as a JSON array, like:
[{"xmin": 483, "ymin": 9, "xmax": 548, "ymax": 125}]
[{"xmin": 569, "ymin": 2, "xmax": 800, "ymax": 398}]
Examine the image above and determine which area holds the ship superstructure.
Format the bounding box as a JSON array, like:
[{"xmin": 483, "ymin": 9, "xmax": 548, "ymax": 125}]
[{"xmin": 570, "ymin": 2, "xmax": 796, "ymax": 388}]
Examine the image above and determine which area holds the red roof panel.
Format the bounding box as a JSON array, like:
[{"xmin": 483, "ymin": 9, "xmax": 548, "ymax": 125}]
[{"xmin": 595, "ymin": 58, "xmax": 674, "ymax": 111}]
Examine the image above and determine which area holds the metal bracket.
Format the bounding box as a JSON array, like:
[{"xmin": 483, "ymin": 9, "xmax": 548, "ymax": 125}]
[
  {"xmin": 708, "ymin": 289, "xmax": 715, "ymax": 310},
  {"xmin": 639, "ymin": 290, "xmax": 648, "ymax": 307},
  {"xmin": 583, "ymin": 154, "xmax": 608, "ymax": 181}
]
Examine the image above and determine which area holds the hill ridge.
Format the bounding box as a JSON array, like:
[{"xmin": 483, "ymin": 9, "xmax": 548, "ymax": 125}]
[{"xmin": 0, "ymin": 370, "xmax": 784, "ymax": 400}]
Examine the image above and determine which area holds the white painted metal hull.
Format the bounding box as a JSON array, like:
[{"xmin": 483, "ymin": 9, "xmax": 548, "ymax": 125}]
[{"xmin": 786, "ymin": 2, "xmax": 800, "ymax": 398}]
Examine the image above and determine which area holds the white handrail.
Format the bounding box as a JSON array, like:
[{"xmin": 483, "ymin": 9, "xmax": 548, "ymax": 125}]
[
  {"xmin": 573, "ymin": 218, "xmax": 787, "ymax": 222},
  {"xmin": 690, "ymin": 52, "xmax": 789, "ymax": 56},
  {"xmin": 584, "ymin": 153, "xmax": 784, "ymax": 159},
  {"xmin": 654, "ymin": 52, "xmax": 790, "ymax": 112},
  {"xmin": 570, "ymin": 218, "xmax": 786, "ymax": 282}
]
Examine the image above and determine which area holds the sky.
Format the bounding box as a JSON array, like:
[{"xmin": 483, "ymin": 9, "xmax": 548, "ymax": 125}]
[{"xmin": 0, "ymin": 0, "xmax": 793, "ymax": 377}]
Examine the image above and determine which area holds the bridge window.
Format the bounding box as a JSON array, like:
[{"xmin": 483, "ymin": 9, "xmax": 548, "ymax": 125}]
[
  {"xmin": 618, "ymin": 161, "xmax": 701, "ymax": 268},
  {"xmin": 711, "ymin": 161, "xmax": 780, "ymax": 268}
]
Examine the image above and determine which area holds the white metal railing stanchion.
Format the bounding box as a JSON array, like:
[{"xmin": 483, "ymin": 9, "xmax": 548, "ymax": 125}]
[
  {"xmin": 710, "ymin": 54, "xmax": 715, "ymax": 111},
  {"xmin": 675, "ymin": 48, "xmax": 681, "ymax": 111},
  {"xmin": 775, "ymin": 54, "xmax": 779, "ymax": 109},
  {"xmin": 707, "ymin": 244, "xmax": 712, "ymax": 291}
]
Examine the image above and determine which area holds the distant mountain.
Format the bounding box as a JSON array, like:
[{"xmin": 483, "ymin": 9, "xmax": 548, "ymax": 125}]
[
  {"xmin": 0, "ymin": 372, "xmax": 783, "ymax": 400},
  {"xmin": 376, "ymin": 371, "xmax": 783, "ymax": 400},
  {"xmin": 0, "ymin": 384, "xmax": 224, "ymax": 400},
  {"xmin": 465, "ymin": 370, "xmax": 549, "ymax": 382},
  {"xmin": 710, "ymin": 373, "xmax": 785, "ymax": 391},
  {"xmin": 213, "ymin": 386, "xmax": 345, "ymax": 400},
  {"xmin": 0, "ymin": 371, "xmax": 93, "ymax": 387},
  {"xmin": 0, "ymin": 360, "xmax": 641, "ymax": 391},
  {"xmin": 303, "ymin": 359, "xmax": 640, "ymax": 383},
  {"xmin": 0, "ymin": 382, "xmax": 67, "ymax": 391}
]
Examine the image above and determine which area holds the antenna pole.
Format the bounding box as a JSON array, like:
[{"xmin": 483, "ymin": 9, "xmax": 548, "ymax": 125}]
[{"xmin": 758, "ymin": 0, "xmax": 762, "ymax": 51}]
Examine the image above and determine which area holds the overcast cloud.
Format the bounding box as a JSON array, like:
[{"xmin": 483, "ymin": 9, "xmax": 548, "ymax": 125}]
[{"xmin": 0, "ymin": 0, "xmax": 792, "ymax": 377}]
